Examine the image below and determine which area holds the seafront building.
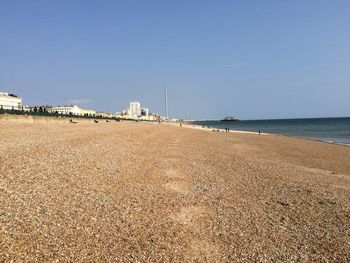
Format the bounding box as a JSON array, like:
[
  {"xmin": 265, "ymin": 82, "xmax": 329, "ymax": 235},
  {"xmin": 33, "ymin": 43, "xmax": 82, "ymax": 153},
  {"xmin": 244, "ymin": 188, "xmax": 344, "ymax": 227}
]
[
  {"xmin": 129, "ymin": 102, "xmax": 141, "ymax": 117},
  {"xmin": 119, "ymin": 101, "xmax": 160, "ymax": 121},
  {"xmin": 23, "ymin": 105, "xmax": 50, "ymax": 113},
  {"xmin": 48, "ymin": 105, "xmax": 96, "ymax": 116},
  {"xmin": 0, "ymin": 92, "xmax": 161, "ymax": 121},
  {"xmin": 49, "ymin": 106, "xmax": 81, "ymax": 115},
  {"xmin": 121, "ymin": 102, "xmax": 155, "ymax": 120},
  {"xmin": 0, "ymin": 92, "xmax": 22, "ymax": 110},
  {"xmin": 96, "ymin": 112, "xmax": 113, "ymax": 118},
  {"xmin": 141, "ymin": 107, "xmax": 149, "ymax": 117},
  {"xmin": 79, "ymin": 108, "xmax": 97, "ymax": 116}
]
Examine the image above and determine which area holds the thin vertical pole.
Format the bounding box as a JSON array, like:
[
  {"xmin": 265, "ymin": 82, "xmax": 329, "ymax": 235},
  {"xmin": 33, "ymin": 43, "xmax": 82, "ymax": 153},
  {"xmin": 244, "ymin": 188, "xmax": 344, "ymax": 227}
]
[{"xmin": 165, "ymin": 85, "xmax": 169, "ymax": 120}]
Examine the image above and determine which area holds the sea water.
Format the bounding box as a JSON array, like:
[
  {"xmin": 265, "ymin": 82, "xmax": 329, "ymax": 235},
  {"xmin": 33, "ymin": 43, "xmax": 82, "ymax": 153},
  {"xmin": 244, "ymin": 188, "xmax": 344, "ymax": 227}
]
[{"xmin": 192, "ymin": 117, "xmax": 350, "ymax": 146}]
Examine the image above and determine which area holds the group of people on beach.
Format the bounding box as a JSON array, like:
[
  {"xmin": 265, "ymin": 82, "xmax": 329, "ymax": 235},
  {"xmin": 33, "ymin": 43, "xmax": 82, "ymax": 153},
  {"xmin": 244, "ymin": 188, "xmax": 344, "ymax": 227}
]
[{"xmin": 211, "ymin": 128, "xmax": 230, "ymax": 132}]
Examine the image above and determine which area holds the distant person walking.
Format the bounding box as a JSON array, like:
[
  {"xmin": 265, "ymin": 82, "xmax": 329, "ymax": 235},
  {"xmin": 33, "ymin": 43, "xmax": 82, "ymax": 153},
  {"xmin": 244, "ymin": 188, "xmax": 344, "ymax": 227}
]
[{"xmin": 259, "ymin": 130, "xmax": 261, "ymax": 135}]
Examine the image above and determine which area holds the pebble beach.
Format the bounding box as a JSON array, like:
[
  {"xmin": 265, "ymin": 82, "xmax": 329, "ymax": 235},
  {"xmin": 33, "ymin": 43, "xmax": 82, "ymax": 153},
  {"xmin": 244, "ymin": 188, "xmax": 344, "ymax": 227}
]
[{"xmin": 1, "ymin": 120, "xmax": 349, "ymax": 262}]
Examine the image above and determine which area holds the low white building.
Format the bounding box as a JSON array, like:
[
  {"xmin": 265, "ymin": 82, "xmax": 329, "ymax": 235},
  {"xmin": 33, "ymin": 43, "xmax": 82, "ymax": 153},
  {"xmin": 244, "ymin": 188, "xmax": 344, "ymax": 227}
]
[
  {"xmin": 48, "ymin": 105, "xmax": 96, "ymax": 116},
  {"xmin": 0, "ymin": 92, "xmax": 22, "ymax": 110},
  {"xmin": 49, "ymin": 105, "xmax": 81, "ymax": 115}
]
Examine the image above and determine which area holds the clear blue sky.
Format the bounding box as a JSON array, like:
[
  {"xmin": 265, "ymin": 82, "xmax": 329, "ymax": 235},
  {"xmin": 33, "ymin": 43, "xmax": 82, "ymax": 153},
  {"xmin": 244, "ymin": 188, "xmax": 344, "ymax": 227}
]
[{"xmin": 1, "ymin": 0, "xmax": 349, "ymax": 120}]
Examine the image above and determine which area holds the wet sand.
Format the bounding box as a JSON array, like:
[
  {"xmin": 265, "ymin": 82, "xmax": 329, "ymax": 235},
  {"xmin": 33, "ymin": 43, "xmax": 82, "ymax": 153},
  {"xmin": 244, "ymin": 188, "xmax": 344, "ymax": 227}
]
[{"xmin": 1, "ymin": 121, "xmax": 349, "ymax": 262}]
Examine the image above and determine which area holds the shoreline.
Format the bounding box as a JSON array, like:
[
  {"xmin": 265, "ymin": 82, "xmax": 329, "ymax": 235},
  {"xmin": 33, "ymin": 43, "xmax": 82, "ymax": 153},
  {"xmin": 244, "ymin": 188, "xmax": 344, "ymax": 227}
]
[
  {"xmin": 166, "ymin": 122, "xmax": 269, "ymax": 135},
  {"xmin": 180, "ymin": 122, "xmax": 350, "ymax": 148}
]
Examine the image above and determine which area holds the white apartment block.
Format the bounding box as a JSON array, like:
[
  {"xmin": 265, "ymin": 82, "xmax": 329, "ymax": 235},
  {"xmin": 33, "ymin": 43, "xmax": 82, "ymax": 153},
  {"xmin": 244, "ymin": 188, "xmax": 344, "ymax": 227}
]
[
  {"xmin": 0, "ymin": 92, "xmax": 22, "ymax": 110},
  {"xmin": 129, "ymin": 101, "xmax": 141, "ymax": 117}
]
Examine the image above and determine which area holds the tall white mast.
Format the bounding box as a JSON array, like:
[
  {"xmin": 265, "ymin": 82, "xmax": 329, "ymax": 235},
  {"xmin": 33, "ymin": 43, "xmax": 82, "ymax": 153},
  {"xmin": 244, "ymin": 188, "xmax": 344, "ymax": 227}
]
[{"xmin": 165, "ymin": 85, "xmax": 169, "ymax": 120}]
